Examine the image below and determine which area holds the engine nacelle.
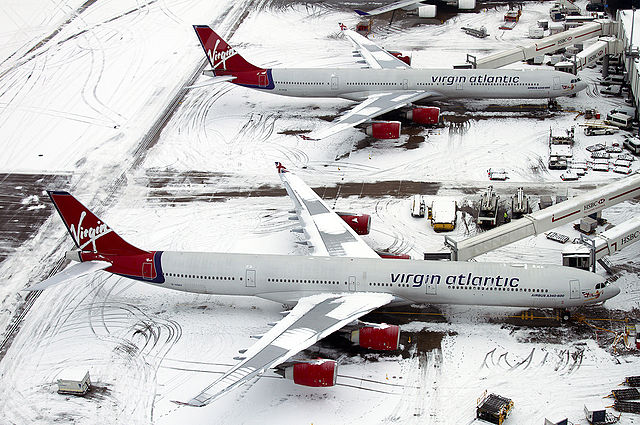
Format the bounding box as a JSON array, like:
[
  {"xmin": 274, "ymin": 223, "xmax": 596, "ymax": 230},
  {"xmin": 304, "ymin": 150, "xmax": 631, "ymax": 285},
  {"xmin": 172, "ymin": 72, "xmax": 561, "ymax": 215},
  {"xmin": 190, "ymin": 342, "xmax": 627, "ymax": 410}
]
[
  {"xmin": 458, "ymin": 0, "xmax": 476, "ymax": 9},
  {"xmin": 387, "ymin": 51, "xmax": 411, "ymax": 66},
  {"xmin": 404, "ymin": 107, "xmax": 440, "ymax": 125},
  {"xmin": 418, "ymin": 5, "xmax": 437, "ymax": 18},
  {"xmin": 336, "ymin": 212, "xmax": 371, "ymax": 235},
  {"xmin": 350, "ymin": 325, "xmax": 401, "ymax": 350},
  {"xmin": 365, "ymin": 121, "xmax": 401, "ymax": 139},
  {"xmin": 375, "ymin": 250, "xmax": 411, "ymax": 259},
  {"xmin": 284, "ymin": 360, "xmax": 337, "ymax": 387}
]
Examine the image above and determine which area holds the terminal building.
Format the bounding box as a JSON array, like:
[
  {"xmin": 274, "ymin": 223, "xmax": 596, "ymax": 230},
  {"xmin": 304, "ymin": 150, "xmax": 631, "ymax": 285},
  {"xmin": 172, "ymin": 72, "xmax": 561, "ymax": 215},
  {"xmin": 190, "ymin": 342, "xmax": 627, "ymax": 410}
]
[{"xmin": 617, "ymin": 9, "xmax": 640, "ymax": 119}]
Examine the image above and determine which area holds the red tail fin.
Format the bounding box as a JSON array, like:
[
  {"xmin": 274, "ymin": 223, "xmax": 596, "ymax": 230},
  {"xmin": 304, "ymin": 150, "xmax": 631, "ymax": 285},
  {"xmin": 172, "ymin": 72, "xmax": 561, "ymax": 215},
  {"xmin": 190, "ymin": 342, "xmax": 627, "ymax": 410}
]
[
  {"xmin": 48, "ymin": 191, "xmax": 147, "ymax": 256},
  {"xmin": 193, "ymin": 25, "xmax": 263, "ymax": 73}
]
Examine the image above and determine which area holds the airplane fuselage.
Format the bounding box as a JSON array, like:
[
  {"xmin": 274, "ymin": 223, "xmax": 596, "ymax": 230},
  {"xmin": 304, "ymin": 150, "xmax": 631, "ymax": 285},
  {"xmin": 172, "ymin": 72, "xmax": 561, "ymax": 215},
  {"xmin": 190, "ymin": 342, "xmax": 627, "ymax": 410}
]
[
  {"xmin": 231, "ymin": 68, "xmax": 585, "ymax": 100},
  {"xmin": 120, "ymin": 250, "xmax": 614, "ymax": 309}
]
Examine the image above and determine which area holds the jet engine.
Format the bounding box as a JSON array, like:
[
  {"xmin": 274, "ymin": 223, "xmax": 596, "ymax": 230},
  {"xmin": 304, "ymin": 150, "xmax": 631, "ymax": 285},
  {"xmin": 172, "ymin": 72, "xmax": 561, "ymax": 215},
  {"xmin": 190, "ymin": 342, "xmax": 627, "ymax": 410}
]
[
  {"xmin": 282, "ymin": 359, "xmax": 337, "ymax": 387},
  {"xmin": 403, "ymin": 107, "xmax": 440, "ymax": 125},
  {"xmin": 350, "ymin": 324, "xmax": 401, "ymax": 350},
  {"xmin": 365, "ymin": 121, "xmax": 401, "ymax": 139},
  {"xmin": 336, "ymin": 212, "xmax": 371, "ymax": 235},
  {"xmin": 387, "ymin": 51, "xmax": 411, "ymax": 66},
  {"xmin": 375, "ymin": 250, "xmax": 411, "ymax": 259},
  {"xmin": 418, "ymin": 5, "xmax": 437, "ymax": 18},
  {"xmin": 458, "ymin": 0, "xmax": 476, "ymax": 9}
]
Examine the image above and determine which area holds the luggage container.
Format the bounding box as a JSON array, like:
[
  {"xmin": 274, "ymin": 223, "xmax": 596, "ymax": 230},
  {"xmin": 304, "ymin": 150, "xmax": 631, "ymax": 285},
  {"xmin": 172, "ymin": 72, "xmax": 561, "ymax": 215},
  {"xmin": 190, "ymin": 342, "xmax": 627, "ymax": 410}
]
[
  {"xmin": 529, "ymin": 26, "xmax": 544, "ymax": 39},
  {"xmin": 614, "ymin": 166, "xmax": 633, "ymax": 175},
  {"xmin": 579, "ymin": 217, "xmax": 597, "ymax": 233},
  {"xmin": 57, "ymin": 369, "xmax": 91, "ymax": 396},
  {"xmin": 539, "ymin": 195, "xmax": 553, "ymax": 210},
  {"xmin": 488, "ymin": 168, "xmax": 509, "ymax": 180},
  {"xmin": 613, "ymin": 159, "xmax": 632, "ymax": 168},
  {"xmin": 561, "ymin": 171, "xmax": 579, "ymax": 181}
]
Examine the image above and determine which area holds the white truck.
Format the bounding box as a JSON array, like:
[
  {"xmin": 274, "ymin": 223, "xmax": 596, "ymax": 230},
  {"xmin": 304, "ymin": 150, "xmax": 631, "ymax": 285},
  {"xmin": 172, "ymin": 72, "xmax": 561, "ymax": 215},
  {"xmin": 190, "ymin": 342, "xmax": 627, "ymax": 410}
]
[{"xmin": 410, "ymin": 195, "xmax": 425, "ymax": 217}]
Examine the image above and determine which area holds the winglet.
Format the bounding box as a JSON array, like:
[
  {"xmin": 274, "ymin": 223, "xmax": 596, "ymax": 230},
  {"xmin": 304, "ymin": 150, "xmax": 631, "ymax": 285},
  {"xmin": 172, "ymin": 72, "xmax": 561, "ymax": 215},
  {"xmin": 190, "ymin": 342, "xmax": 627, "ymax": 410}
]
[
  {"xmin": 354, "ymin": 9, "xmax": 370, "ymax": 16},
  {"xmin": 275, "ymin": 162, "xmax": 288, "ymax": 174}
]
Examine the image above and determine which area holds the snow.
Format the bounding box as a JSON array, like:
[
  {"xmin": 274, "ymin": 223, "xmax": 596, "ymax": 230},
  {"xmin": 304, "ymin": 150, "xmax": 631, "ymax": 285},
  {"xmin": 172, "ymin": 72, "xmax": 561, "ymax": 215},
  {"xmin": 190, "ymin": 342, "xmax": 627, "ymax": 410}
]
[{"xmin": 0, "ymin": 0, "xmax": 639, "ymax": 424}]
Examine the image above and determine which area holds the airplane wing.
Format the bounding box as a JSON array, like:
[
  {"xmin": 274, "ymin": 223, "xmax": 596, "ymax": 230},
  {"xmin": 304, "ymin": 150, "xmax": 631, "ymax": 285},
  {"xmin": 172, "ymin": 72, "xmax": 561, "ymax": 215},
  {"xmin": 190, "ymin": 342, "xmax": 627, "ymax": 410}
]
[
  {"xmin": 342, "ymin": 28, "xmax": 411, "ymax": 70},
  {"xmin": 177, "ymin": 292, "xmax": 394, "ymax": 406},
  {"xmin": 311, "ymin": 89, "xmax": 434, "ymax": 140},
  {"xmin": 276, "ymin": 162, "xmax": 379, "ymax": 258},
  {"xmin": 355, "ymin": 0, "xmax": 423, "ymax": 16}
]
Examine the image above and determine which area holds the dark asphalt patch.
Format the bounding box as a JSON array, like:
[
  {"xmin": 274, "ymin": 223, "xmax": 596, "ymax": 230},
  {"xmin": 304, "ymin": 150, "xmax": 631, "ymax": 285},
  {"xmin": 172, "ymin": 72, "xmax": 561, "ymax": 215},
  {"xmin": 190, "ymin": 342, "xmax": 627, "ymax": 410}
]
[{"xmin": 0, "ymin": 173, "xmax": 70, "ymax": 264}]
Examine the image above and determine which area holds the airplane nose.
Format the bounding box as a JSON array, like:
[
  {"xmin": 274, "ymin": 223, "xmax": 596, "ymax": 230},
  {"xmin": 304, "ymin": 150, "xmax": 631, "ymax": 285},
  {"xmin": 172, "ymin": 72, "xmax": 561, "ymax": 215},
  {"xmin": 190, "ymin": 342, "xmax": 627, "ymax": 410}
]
[
  {"xmin": 610, "ymin": 285, "xmax": 621, "ymax": 298},
  {"xmin": 577, "ymin": 81, "xmax": 588, "ymax": 92}
]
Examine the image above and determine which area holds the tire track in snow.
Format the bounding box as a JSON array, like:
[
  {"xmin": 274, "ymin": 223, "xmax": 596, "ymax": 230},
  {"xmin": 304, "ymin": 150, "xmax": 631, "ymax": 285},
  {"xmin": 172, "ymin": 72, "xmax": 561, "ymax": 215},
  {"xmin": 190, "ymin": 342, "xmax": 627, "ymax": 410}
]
[{"xmin": 0, "ymin": 1, "xmax": 268, "ymax": 422}]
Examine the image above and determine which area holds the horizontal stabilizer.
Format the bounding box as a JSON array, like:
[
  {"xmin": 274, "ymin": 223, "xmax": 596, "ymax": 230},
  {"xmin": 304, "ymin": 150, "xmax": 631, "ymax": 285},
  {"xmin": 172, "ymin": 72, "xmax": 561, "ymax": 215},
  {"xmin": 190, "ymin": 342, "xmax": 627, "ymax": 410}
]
[
  {"xmin": 187, "ymin": 74, "xmax": 236, "ymax": 88},
  {"xmin": 25, "ymin": 261, "xmax": 111, "ymax": 291}
]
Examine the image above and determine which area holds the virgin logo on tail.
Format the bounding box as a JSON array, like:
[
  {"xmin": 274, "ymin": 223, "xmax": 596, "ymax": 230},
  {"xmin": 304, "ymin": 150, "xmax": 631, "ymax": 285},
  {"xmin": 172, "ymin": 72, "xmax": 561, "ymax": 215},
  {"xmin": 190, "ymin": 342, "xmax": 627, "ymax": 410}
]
[
  {"xmin": 208, "ymin": 39, "xmax": 237, "ymax": 70},
  {"xmin": 70, "ymin": 211, "xmax": 112, "ymax": 252}
]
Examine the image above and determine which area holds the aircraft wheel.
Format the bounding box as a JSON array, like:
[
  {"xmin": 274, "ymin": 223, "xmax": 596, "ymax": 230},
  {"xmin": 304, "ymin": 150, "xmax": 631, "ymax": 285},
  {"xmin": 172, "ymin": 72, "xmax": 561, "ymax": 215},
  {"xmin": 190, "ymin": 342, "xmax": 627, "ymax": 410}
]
[{"xmin": 557, "ymin": 309, "xmax": 571, "ymax": 323}]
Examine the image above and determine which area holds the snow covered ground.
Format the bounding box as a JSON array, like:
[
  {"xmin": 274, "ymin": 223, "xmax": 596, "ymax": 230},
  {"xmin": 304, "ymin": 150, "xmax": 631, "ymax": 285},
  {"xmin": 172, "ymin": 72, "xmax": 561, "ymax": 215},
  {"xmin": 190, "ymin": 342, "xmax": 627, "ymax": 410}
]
[{"xmin": 0, "ymin": 1, "xmax": 639, "ymax": 424}]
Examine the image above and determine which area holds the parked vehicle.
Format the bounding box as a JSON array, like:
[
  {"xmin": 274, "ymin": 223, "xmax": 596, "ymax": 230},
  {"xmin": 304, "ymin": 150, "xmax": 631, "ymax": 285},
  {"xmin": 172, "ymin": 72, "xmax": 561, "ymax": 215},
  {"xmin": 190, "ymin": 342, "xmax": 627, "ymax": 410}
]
[
  {"xmin": 601, "ymin": 85, "xmax": 622, "ymax": 96},
  {"xmin": 584, "ymin": 126, "xmax": 616, "ymax": 136},
  {"xmin": 624, "ymin": 137, "xmax": 640, "ymax": 155},
  {"xmin": 600, "ymin": 75, "xmax": 625, "ymax": 86},
  {"xmin": 606, "ymin": 112, "xmax": 633, "ymax": 130},
  {"xmin": 586, "ymin": 2, "xmax": 604, "ymax": 12},
  {"xmin": 411, "ymin": 195, "xmax": 425, "ymax": 217},
  {"xmin": 610, "ymin": 106, "xmax": 636, "ymax": 118}
]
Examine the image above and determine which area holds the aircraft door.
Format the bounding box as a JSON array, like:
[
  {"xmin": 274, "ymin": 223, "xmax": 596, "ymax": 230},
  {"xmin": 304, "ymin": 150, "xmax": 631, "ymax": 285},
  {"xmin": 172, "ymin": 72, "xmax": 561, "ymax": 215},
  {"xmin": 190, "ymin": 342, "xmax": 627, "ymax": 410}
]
[
  {"xmin": 258, "ymin": 72, "xmax": 268, "ymax": 87},
  {"xmin": 331, "ymin": 76, "xmax": 339, "ymax": 91},
  {"xmin": 456, "ymin": 80, "xmax": 464, "ymax": 91},
  {"xmin": 553, "ymin": 76, "xmax": 560, "ymax": 91},
  {"xmin": 246, "ymin": 269, "xmax": 256, "ymax": 287},
  {"xmin": 569, "ymin": 279, "xmax": 580, "ymax": 299},
  {"xmin": 348, "ymin": 275, "xmax": 356, "ymax": 291},
  {"xmin": 426, "ymin": 278, "xmax": 437, "ymax": 295},
  {"xmin": 142, "ymin": 261, "xmax": 153, "ymax": 280},
  {"xmin": 402, "ymin": 79, "xmax": 408, "ymax": 90}
]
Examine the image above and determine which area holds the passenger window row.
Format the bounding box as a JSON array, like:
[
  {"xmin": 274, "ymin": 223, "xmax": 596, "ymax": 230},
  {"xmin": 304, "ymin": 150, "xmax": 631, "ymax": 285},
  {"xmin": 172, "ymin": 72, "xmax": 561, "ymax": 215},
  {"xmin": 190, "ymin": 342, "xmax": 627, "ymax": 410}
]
[
  {"xmin": 267, "ymin": 278, "xmax": 341, "ymax": 285},
  {"xmin": 165, "ymin": 272, "xmax": 236, "ymax": 281}
]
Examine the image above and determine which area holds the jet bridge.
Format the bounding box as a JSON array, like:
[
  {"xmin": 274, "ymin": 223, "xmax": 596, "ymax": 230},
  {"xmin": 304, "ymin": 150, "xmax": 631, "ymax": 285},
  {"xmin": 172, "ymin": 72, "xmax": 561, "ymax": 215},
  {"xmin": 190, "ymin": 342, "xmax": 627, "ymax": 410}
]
[
  {"xmin": 445, "ymin": 173, "xmax": 640, "ymax": 261},
  {"xmin": 466, "ymin": 20, "xmax": 618, "ymax": 69},
  {"xmin": 562, "ymin": 215, "xmax": 640, "ymax": 271},
  {"xmin": 570, "ymin": 37, "xmax": 624, "ymax": 72}
]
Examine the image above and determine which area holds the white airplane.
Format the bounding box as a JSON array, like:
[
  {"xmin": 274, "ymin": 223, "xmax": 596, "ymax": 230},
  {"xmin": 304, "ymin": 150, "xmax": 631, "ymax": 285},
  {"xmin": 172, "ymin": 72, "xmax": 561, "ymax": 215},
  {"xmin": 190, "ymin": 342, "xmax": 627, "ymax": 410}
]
[
  {"xmin": 354, "ymin": 0, "xmax": 476, "ymax": 19},
  {"xmin": 29, "ymin": 163, "xmax": 617, "ymax": 406},
  {"xmin": 193, "ymin": 25, "xmax": 587, "ymax": 140}
]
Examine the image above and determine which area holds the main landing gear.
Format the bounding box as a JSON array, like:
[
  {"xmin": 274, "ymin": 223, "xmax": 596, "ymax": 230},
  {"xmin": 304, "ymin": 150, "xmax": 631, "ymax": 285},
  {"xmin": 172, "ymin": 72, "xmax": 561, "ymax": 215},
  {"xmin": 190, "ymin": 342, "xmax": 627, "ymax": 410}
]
[{"xmin": 556, "ymin": 309, "xmax": 571, "ymax": 323}]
